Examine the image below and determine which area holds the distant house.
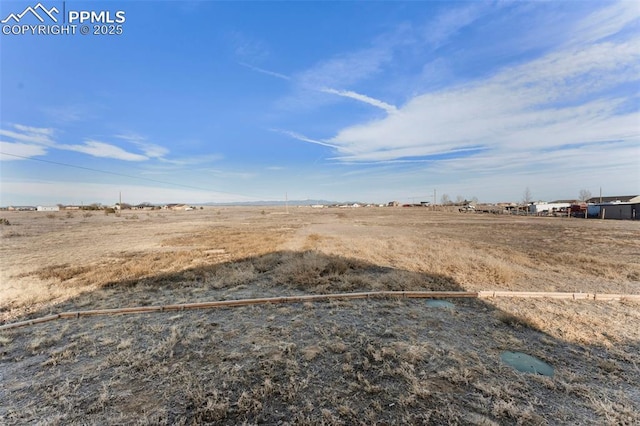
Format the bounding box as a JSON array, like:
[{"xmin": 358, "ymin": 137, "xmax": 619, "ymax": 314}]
[
  {"xmin": 7, "ymin": 206, "xmax": 36, "ymax": 211},
  {"xmin": 582, "ymin": 195, "xmax": 640, "ymax": 220},
  {"xmin": 529, "ymin": 201, "xmax": 572, "ymax": 215},
  {"xmin": 37, "ymin": 205, "xmax": 60, "ymax": 212},
  {"xmin": 550, "ymin": 199, "xmax": 578, "ymax": 205},
  {"xmin": 133, "ymin": 204, "xmax": 155, "ymax": 210},
  {"xmin": 586, "ymin": 195, "xmax": 640, "ymax": 204},
  {"xmin": 163, "ymin": 204, "xmax": 190, "ymax": 211}
]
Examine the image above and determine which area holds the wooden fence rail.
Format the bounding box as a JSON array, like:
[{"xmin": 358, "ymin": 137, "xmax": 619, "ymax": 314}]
[{"xmin": 1, "ymin": 290, "xmax": 639, "ymax": 331}]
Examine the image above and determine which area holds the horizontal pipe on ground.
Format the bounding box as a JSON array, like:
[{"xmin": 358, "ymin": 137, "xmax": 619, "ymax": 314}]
[
  {"xmin": 1, "ymin": 290, "xmax": 638, "ymax": 331},
  {"xmin": 477, "ymin": 291, "xmax": 640, "ymax": 301}
]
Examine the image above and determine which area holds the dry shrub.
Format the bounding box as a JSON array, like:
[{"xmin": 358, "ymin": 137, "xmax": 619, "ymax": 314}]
[
  {"xmin": 272, "ymin": 251, "xmax": 372, "ymax": 292},
  {"xmin": 251, "ymin": 252, "xmax": 282, "ymax": 273},
  {"xmin": 31, "ymin": 264, "xmax": 95, "ymax": 282},
  {"xmin": 495, "ymin": 311, "xmax": 541, "ymax": 331},
  {"xmin": 549, "ymin": 253, "xmax": 638, "ymax": 280},
  {"xmin": 210, "ymin": 263, "xmax": 257, "ymax": 288}
]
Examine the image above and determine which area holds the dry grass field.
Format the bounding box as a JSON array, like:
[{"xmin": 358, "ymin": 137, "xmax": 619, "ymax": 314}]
[{"xmin": 1, "ymin": 207, "xmax": 639, "ymax": 424}]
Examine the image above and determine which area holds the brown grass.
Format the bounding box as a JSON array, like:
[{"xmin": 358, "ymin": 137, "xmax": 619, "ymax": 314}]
[{"xmin": 0, "ymin": 207, "xmax": 638, "ymax": 424}]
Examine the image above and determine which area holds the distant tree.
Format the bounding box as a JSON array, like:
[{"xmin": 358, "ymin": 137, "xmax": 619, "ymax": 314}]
[
  {"xmin": 522, "ymin": 187, "xmax": 533, "ymax": 205},
  {"xmin": 455, "ymin": 195, "xmax": 465, "ymax": 205},
  {"xmin": 578, "ymin": 189, "xmax": 592, "ymax": 202},
  {"xmin": 470, "ymin": 196, "xmax": 479, "ymax": 204},
  {"xmin": 440, "ymin": 194, "xmax": 451, "ymax": 205}
]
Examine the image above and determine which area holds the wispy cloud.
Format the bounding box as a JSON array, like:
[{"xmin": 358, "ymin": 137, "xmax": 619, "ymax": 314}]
[
  {"xmin": 321, "ymin": 88, "xmax": 397, "ymax": 114},
  {"xmin": 271, "ymin": 129, "xmax": 341, "ymax": 149},
  {"xmin": 58, "ymin": 140, "xmax": 148, "ymax": 161},
  {"xmin": 158, "ymin": 154, "xmax": 223, "ymax": 167},
  {"xmin": 0, "ymin": 124, "xmax": 158, "ymax": 162},
  {"xmin": 276, "ymin": 38, "xmax": 397, "ymax": 112},
  {"xmin": 41, "ymin": 105, "xmax": 85, "ymax": 123},
  {"xmin": 323, "ymin": 6, "xmax": 639, "ymax": 164},
  {"xmin": 567, "ymin": 1, "xmax": 640, "ymax": 46},
  {"xmin": 297, "ymin": 45, "xmax": 393, "ymax": 91},
  {"xmin": 228, "ymin": 30, "xmax": 270, "ymax": 62},
  {"xmin": 0, "ymin": 125, "xmax": 55, "ymax": 146},
  {"xmin": 0, "ymin": 125, "xmax": 54, "ymax": 161},
  {"xmin": 421, "ymin": 3, "xmax": 488, "ymax": 48},
  {"xmin": 115, "ymin": 133, "xmax": 169, "ymax": 159},
  {"xmin": 0, "ymin": 141, "xmax": 47, "ymax": 161},
  {"xmin": 239, "ymin": 62, "xmax": 290, "ymax": 81}
]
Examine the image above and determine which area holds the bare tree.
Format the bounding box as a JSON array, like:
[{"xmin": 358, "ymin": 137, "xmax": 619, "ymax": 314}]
[
  {"xmin": 440, "ymin": 194, "xmax": 451, "ymax": 205},
  {"xmin": 455, "ymin": 195, "xmax": 465, "ymax": 205},
  {"xmin": 578, "ymin": 189, "xmax": 592, "ymax": 202},
  {"xmin": 522, "ymin": 187, "xmax": 533, "ymax": 205},
  {"xmin": 470, "ymin": 196, "xmax": 479, "ymax": 204}
]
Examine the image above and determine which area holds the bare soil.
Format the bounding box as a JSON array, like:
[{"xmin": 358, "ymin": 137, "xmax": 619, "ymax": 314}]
[{"xmin": 1, "ymin": 207, "xmax": 639, "ymax": 424}]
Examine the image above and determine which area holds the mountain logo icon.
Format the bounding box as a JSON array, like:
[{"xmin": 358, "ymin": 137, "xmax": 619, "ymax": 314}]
[{"xmin": 1, "ymin": 3, "xmax": 59, "ymax": 24}]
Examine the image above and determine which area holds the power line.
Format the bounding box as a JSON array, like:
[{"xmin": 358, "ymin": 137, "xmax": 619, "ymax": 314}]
[{"xmin": 0, "ymin": 151, "xmax": 270, "ymax": 200}]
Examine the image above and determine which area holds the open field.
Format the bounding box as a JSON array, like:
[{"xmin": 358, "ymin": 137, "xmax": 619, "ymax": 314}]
[{"xmin": 1, "ymin": 207, "xmax": 639, "ymax": 424}]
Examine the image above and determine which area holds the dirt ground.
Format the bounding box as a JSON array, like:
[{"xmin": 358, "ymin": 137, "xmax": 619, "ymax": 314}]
[{"xmin": 1, "ymin": 207, "xmax": 639, "ymax": 424}]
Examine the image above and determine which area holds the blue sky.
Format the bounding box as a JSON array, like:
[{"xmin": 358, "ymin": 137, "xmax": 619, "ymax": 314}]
[{"xmin": 1, "ymin": 0, "xmax": 638, "ymax": 205}]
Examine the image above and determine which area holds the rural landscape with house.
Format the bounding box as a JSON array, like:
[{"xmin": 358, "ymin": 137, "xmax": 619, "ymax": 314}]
[
  {"xmin": 2, "ymin": 0, "xmax": 639, "ymax": 424},
  {"xmin": 1, "ymin": 195, "xmax": 639, "ymax": 424}
]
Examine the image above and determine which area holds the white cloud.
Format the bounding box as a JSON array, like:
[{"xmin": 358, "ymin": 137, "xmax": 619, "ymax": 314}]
[
  {"xmin": 567, "ymin": 1, "xmax": 640, "ymax": 46},
  {"xmin": 297, "ymin": 45, "xmax": 393, "ymax": 91},
  {"xmin": 0, "ymin": 141, "xmax": 47, "ymax": 161},
  {"xmin": 276, "ymin": 38, "xmax": 397, "ymax": 112},
  {"xmin": 0, "ymin": 125, "xmax": 158, "ymax": 162},
  {"xmin": 115, "ymin": 133, "xmax": 169, "ymax": 159},
  {"xmin": 0, "ymin": 125, "xmax": 55, "ymax": 145},
  {"xmin": 321, "ymin": 88, "xmax": 397, "ymax": 114},
  {"xmin": 324, "ymin": 23, "xmax": 639, "ymax": 163},
  {"xmin": 58, "ymin": 140, "xmax": 148, "ymax": 161},
  {"xmin": 158, "ymin": 154, "xmax": 223, "ymax": 167},
  {"xmin": 421, "ymin": 3, "xmax": 488, "ymax": 48},
  {"xmin": 272, "ymin": 129, "xmax": 342, "ymax": 149}
]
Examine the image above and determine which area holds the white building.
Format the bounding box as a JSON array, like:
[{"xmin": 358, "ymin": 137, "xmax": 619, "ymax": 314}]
[
  {"xmin": 37, "ymin": 205, "xmax": 60, "ymax": 212},
  {"xmin": 529, "ymin": 202, "xmax": 571, "ymax": 215}
]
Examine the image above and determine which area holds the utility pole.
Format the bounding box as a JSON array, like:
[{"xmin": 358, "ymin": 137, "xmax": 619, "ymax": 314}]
[{"xmin": 285, "ymin": 192, "xmax": 289, "ymax": 214}]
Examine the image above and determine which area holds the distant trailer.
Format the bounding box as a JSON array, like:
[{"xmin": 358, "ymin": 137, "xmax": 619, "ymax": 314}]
[{"xmin": 37, "ymin": 206, "xmax": 60, "ymax": 212}]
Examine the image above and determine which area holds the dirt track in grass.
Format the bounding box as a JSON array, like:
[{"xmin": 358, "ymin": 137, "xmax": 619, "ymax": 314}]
[{"xmin": 1, "ymin": 207, "xmax": 639, "ymax": 424}]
